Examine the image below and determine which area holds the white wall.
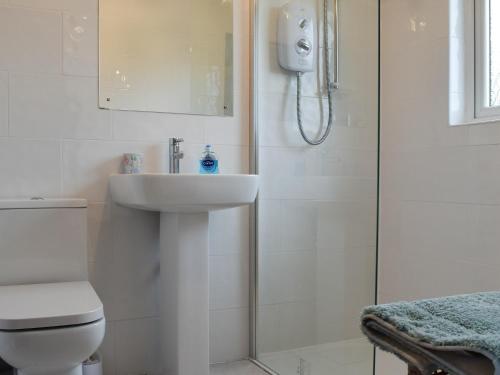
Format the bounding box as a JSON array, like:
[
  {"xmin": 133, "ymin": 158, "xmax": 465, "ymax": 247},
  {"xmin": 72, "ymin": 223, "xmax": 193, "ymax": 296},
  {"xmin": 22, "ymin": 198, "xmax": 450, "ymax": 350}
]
[
  {"xmin": 0, "ymin": 0, "xmax": 250, "ymax": 373},
  {"xmin": 256, "ymin": 0, "xmax": 379, "ymax": 356},
  {"xmin": 379, "ymin": 0, "xmax": 500, "ymax": 373}
]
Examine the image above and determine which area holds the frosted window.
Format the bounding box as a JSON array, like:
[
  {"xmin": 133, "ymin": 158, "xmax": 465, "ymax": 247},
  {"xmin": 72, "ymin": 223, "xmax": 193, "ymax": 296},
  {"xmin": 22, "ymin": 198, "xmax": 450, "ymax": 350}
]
[{"xmin": 490, "ymin": 0, "xmax": 500, "ymax": 106}]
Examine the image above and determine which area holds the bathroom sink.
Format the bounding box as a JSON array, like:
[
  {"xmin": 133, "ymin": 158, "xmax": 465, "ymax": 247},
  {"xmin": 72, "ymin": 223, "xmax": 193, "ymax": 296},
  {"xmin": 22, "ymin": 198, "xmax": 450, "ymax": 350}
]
[
  {"xmin": 109, "ymin": 173, "xmax": 259, "ymax": 213},
  {"xmin": 109, "ymin": 172, "xmax": 259, "ymax": 375}
]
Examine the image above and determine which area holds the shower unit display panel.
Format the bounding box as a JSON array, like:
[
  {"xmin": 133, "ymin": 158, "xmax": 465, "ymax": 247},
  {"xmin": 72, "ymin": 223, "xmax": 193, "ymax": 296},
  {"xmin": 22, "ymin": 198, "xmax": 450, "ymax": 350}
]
[{"xmin": 251, "ymin": 0, "xmax": 379, "ymax": 374}]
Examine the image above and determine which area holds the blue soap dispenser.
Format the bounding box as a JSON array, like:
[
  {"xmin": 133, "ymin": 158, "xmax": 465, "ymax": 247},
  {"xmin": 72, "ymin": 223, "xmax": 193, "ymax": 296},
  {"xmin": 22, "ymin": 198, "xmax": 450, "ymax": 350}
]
[{"xmin": 199, "ymin": 145, "xmax": 219, "ymax": 174}]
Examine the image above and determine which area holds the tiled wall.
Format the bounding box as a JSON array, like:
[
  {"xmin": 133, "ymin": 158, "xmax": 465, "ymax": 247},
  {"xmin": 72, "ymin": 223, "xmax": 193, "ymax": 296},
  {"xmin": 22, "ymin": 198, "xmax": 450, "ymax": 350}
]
[
  {"xmin": 378, "ymin": 0, "xmax": 500, "ymax": 373},
  {"xmin": 256, "ymin": 0, "xmax": 379, "ymax": 355},
  {"xmin": 0, "ymin": 1, "xmax": 250, "ymax": 373}
]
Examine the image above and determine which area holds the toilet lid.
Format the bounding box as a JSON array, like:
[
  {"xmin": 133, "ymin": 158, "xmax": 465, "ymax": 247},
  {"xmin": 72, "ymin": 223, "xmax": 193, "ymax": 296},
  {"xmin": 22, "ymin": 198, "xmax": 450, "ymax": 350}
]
[{"xmin": 0, "ymin": 281, "xmax": 104, "ymax": 330}]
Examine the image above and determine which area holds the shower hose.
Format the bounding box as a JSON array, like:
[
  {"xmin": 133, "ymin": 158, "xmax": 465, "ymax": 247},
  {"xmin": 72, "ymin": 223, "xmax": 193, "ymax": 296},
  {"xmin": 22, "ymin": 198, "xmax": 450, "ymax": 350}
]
[{"xmin": 296, "ymin": 0, "xmax": 334, "ymax": 146}]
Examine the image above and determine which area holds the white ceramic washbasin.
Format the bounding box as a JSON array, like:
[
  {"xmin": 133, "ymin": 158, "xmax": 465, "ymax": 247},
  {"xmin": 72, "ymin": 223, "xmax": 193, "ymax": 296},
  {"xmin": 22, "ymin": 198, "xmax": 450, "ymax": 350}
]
[
  {"xmin": 109, "ymin": 172, "xmax": 259, "ymax": 375},
  {"xmin": 109, "ymin": 173, "xmax": 259, "ymax": 213}
]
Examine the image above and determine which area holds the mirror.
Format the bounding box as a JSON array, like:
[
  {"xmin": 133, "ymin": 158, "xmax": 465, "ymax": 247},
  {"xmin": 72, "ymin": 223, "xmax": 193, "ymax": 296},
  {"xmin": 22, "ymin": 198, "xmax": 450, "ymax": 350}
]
[{"xmin": 99, "ymin": 0, "xmax": 234, "ymax": 117}]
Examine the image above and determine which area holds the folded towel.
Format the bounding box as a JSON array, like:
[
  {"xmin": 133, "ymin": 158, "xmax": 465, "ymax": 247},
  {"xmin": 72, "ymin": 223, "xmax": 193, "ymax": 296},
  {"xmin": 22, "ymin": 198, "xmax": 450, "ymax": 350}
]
[{"xmin": 361, "ymin": 292, "xmax": 500, "ymax": 375}]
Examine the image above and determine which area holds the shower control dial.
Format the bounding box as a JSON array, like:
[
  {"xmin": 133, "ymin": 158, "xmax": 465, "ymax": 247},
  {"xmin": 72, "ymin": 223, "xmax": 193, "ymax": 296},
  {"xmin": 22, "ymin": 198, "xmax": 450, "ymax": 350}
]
[
  {"xmin": 295, "ymin": 38, "xmax": 312, "ymax": 56},
  {"xmin": 299, "ymin": 18, "xmax": 310, "ymax": 29}
]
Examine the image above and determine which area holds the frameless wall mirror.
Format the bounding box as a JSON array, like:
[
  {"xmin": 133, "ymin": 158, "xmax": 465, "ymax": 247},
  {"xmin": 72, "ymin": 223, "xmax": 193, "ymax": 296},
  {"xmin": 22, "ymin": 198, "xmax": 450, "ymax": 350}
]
[{"xmin": 99, "ymin": 0, "xmax": 234, "ymax": 116}]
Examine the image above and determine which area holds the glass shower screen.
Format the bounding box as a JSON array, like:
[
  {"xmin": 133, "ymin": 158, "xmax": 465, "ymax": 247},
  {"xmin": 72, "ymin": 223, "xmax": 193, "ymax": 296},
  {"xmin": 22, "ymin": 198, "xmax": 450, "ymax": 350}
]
[{"xmin": 251, "ymin": 0, "xmax": 379, "ymax": 374}]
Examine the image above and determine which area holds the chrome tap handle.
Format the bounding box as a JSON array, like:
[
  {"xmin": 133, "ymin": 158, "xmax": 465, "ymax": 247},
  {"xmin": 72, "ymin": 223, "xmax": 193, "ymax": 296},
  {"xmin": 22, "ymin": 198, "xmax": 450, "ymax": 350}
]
[
  {"xmin": 169, "ymin": 138, "xmax": 184, "ymax": 173},
  {"xmin": 170, "ymin": 137, "xmax": 184, "ymax": 148}
]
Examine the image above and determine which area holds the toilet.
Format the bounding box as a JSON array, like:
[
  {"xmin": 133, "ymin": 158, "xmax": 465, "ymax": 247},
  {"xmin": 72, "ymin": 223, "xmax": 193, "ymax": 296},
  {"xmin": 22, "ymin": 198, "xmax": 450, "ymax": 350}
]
[{"xmin": 0, "ymin": 199, "xmax": 105, "ymax": 375}]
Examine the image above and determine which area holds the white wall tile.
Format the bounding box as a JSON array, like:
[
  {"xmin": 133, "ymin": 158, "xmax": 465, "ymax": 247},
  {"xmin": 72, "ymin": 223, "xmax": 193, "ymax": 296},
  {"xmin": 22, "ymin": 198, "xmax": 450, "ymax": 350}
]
[
  {"xmin": 258, "ymin": 93, "xmax": 333, "ymax": 148},
  {"xmin": 63, "ymin": 10, "xmax": 98, "ymax": 77},
  {"xmin": 258, "ymin": 199, "xmax": 282, "ymax": 251},
  {"xmin": 468, "ymin": 120, "xmax": 500, "ymax": 145},
  {"xmin": 388, "ymin": 252, "xmax": 485, "ymax": 301},
  {"xmin": 281, "ymin": 201, "xmax": 318, "ymax": 251},
  {"xmin": 258, "ymin": 301, "xmax": 316, "ymax": 353},
  {"xmin": 259, "ymin": 146, "xmax": 321, "ymax": 178},
  {"xmin": 210, "ymin": 308, "xmax": 249, "ymax": 364},
  {"xmin": 397, "ymin": 147, "xmax": 479, "ymax": 203},
  {"xmin": 381, "ymin": 0, "xmax": 449, "ymax": 47},
  {"xmin": 0, "ymin": 138, "xmax": 61, "ymax": 197},
  {"xmin": 210, "ymin": 253, "xmax": 249, "ymax": 310},
  {"xmin": 90, "ymin": 204, "xmax": 159, "ymax": 321},
  {"xmin": 453, "ymin": 260, "xmax": 500, "ymax": 293},
  {"xmin": 0, "ymin": 7, "xmax": 61, "ymax": 73},
  {"xmin": 61, "ymin": 140, "xmax": 163, "ymax": 202},
  {"xmin": 10, "ymin": 74, "xmax": 111, "ymax": 139},
  {"xmin": 477, "ymin": 145, "xmax": 500, "ymax": 205},
  {"xmin": 317, "ymin": 201, "xmax": 377, "ymax": 250},
  {"xmin": 260, "ymin": 175, "xmax": 377, "ymax": 201},
  {"xmin": 112, "ymin": 110, "xmax": 205, "ymax": 144},
  {"xmin": 375, "ymin": 349, "xmax": 406, "ymax": 375},
  {"xmin": 114, "ymin": 318, "xmax": 162, "ymax": 375},
  {"xmin": 211, "ymin": 145, "xmax": 250, "ymax": 174},
  {"xmin": 204, "ymin": 112, "xmax": 249, "ymax": 146},
  {"xmin": 87, "ymin": 203, "xmax": 113, "ymax": 264},
  {"xmin": 98, "ymin": 321, "xmax": 116, "ymax": 375},
  {"xmin": 397, "ymin": 201, "xmax": 477, "ymax": 262},
  {"xmin": 257, "ymin": 305, "xmax": 281, "ymax": 354},
  {"xmin": 321, "ymin": 148, "xmax": 379, "ymax": 178},
  {"xmin": 259, "ymin": 250, "xmax": 316, "ymax": 305},
  {"xmin": 0, "ymin": 71, "xmax": 7, "ymax": 136},
  {"xmin": 209, "ymin": 206, "xmax": 249, "ymax": 255},
  {"xmin": 316, "ymin": 246, "xmax": 376, "ymax": 343},
  {"xmin": 473, "ymin": 205, "xmax": 500, "ymax": 267},
  {"xmin": 329, "ymin": 125, "xmax": 379, "ymax": 153}
]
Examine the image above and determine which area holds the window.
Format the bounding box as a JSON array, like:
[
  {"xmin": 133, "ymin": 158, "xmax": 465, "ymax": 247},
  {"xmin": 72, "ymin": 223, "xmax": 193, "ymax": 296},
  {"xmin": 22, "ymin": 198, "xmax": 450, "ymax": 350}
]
[{"xmin": 475, "ymin": 0, "xmax": 500, "ymax": 119}]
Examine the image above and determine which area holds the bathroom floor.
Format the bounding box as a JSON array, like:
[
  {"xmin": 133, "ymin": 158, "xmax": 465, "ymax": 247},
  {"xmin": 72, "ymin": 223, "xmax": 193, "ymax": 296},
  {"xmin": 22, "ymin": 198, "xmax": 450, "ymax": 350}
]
[
  {"xmin": 210, "ymin": 360, "xmax": 269, "ymax": 375},
  {"xmin": 211, "ymin": 338, "xmax": 372, "ymax": 375},
  {"xmin": 257, "ymin": 338, "xmax": 373, "ymax": 375}
]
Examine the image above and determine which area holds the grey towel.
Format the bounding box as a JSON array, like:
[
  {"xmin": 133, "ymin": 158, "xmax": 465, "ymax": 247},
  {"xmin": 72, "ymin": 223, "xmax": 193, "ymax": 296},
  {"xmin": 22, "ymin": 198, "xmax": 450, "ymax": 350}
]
[{"xmin": 361, "ymin": 292, "xmax": 500, "ymax": 375}]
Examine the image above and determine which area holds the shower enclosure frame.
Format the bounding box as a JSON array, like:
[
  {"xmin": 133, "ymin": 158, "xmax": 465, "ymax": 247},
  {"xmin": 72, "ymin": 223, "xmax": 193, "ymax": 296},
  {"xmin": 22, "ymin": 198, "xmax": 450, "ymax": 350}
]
[
  {"xmin": 248, "ymin": 0, "xmax": 262, "ymax": 369},
  {"xmin": 247, "ymin": 0, "xmax": 381, "ymax": 373}
]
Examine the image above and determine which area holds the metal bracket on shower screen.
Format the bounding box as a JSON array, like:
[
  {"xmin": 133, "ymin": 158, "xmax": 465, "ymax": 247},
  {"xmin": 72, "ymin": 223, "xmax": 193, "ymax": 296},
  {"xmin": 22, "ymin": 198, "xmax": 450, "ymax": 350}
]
[
  {"xmin": 332, "ymin": 0, "xmax": 340, "ymax": 90},
  {"xmin": 297, "ymin": 358, "xmax": 310, "ymax": 375}
]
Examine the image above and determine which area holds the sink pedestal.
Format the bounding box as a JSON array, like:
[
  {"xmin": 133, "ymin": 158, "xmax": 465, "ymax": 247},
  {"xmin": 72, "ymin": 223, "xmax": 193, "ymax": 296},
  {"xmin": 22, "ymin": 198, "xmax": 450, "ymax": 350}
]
[
  {"xmin": 109, "ymin": 173, "xmax": 259, "ymax": 375},
  {"xmin": 160, "ymin": 212, "xmax": 210, "ymax": 375}
]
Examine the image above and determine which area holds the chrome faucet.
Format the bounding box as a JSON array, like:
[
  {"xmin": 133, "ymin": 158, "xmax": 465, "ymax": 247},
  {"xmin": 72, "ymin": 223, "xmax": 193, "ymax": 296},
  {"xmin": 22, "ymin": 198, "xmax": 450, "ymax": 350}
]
[{"xmin": 169, "ymin": 138, "xmax": 184, "ymax": 174}]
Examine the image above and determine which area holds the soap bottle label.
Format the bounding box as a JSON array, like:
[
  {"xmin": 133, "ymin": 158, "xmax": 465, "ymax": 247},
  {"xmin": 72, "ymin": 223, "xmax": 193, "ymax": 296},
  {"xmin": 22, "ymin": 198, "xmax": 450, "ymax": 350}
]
[{"xmin": 200, "ymin": 159, "xmax": 219, "ymax": 174}]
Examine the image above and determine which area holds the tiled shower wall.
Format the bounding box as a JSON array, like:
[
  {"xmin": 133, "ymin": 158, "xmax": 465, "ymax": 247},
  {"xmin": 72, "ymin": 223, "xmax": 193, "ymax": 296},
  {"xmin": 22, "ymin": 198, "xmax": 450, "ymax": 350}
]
[
  {"xmin": 256, "ymin": 0, "xmax": 379, "ymax": 355},
  {"xmin": 379, "ymin": 0, "xmax": 500, "ymax": 373},
  {"xmin": 0, "ymin": 1, "xmax": 250, "ymax": 374}
]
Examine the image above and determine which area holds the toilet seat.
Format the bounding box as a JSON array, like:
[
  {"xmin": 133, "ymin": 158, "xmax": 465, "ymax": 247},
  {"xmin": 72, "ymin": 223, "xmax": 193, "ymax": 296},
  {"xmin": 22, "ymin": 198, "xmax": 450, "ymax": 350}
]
[{"xmin": 0, "ymin": 281, "xmax": 103, "ymax": 331}]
